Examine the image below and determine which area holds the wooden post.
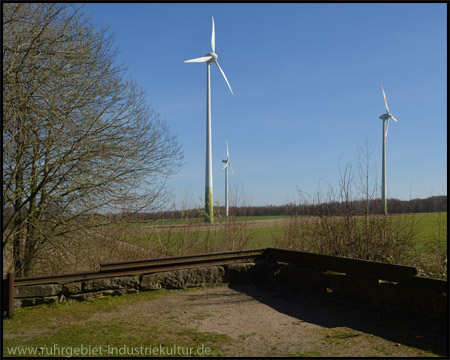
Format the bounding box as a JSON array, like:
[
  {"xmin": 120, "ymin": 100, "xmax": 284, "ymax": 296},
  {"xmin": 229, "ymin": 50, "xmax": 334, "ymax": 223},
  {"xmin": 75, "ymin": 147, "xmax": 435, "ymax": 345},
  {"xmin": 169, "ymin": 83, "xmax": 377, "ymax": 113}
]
[{"xmin": 7, "ymin": 272, "xmax": 14, "ymax": 318}]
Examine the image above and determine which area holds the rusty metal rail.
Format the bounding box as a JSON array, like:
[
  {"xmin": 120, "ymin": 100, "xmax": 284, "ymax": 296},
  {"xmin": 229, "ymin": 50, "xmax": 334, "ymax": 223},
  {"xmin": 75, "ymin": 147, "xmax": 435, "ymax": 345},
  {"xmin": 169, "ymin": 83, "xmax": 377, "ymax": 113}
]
[
  {"xmin": 100, "ymin": 248, "xmax": 266, "ymax": 272},
  {"xmin": 8, "ymin": 247, "xmax": 448, "ymax": 291},
  {"xmin": 12, "ymin": 249, "xmax": 266, "ymax": 286}
]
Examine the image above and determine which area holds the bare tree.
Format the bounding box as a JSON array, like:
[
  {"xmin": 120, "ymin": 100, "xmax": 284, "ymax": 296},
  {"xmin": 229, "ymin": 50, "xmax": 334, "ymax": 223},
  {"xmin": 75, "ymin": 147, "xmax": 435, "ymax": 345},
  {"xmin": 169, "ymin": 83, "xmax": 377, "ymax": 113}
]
[{"xmin": 3, "ymin": 3, "xmax": 183, "ymax": 276}]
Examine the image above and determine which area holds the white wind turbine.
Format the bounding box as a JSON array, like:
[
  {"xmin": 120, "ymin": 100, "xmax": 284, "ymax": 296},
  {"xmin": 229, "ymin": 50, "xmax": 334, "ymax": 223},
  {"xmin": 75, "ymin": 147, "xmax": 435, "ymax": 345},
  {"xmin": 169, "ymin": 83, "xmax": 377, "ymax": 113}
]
[
  {"xmin": 222, "ymin": 140, "xmax": 234, "ymax": 217},
  {"xmin": 379, "ymin": 85, "xmax": 398, "ymax": 215},
  {"xmin": 185, "ymin": 16, "xmax": 233, "ymax": 222}
]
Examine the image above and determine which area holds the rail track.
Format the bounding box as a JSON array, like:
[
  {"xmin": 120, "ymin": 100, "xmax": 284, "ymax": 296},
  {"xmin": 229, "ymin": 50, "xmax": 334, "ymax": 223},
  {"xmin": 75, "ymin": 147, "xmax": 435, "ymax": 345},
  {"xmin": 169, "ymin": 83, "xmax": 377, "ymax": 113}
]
[
  {"xmin": 6, "ymin": 247, "xmax": 447, "ymax": 291},
  {"xmin": 3, "ymin": 248, "xmax": 447, "ymax": 318},
  {"xmin": 11, "ymin": 249, "xmax": 266, "ymax": 286}
]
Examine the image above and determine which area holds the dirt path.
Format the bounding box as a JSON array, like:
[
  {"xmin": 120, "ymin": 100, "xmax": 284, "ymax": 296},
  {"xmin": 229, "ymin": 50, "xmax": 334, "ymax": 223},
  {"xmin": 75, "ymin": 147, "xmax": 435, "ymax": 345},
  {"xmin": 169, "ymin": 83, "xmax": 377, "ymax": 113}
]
[
  {"xmin": 143, "ymin": 218, "xmax": 295, "ymax": 233},
  {"xmin": 91, "ymin": 285, "xmax": 446, "ymax": 357},
  {"xmin": 4, "ymin": 284, "xmax": 446, "ymax": 356}
]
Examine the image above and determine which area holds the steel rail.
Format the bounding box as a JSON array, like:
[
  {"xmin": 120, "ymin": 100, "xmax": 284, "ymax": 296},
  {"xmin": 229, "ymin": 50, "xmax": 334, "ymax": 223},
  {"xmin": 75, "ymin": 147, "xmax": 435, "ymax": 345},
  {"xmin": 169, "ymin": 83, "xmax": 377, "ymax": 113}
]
[
  {"xmin": 100, "ymin": 248, "xmax": 266, "ymax": 272},
  {"xmin": 14, "ymin": 249, "xmax": 265, "ymax": 286},
  {"xmin": 11, "ymin": 248, "xmax": 447, "ymax": 293}
]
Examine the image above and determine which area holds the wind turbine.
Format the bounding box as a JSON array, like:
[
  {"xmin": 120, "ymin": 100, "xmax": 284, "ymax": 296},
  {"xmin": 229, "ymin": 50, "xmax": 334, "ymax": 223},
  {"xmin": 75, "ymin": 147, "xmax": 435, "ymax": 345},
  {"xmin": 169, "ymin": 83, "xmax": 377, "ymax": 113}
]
[
  {"xmin": 379, "ymin": 85, "xmax": 398, "ymax": 215},
  {"xmin": 185, "ymin": 16, "xmax": 233, "ymax": 223},
  {"xmin": 222, "ymin": 140, "xmax": 234, "ymax": 217}
]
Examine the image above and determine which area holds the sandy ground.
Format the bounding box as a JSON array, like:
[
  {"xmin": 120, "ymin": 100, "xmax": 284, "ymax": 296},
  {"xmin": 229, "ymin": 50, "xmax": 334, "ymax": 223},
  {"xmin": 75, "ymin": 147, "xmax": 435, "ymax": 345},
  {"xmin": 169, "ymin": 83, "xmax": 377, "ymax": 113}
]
[{"xmin": 100, "ymin": 284, "xmax": 447, "ymax": 357}]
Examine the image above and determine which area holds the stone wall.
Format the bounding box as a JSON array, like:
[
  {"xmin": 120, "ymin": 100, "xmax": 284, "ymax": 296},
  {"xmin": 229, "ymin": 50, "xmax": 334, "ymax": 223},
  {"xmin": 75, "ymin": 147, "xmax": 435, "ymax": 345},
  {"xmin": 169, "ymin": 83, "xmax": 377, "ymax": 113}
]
[
  {"xmin": 12, "ymin": 260, "xmax": 446, "ymax": 317},
  {"xmin": 13, "ymin": 263, "xmax": 262, "ymax": 309},
  {"xmin": 261, "ymin": 262, "xmax": 447, "ymax": 316}
]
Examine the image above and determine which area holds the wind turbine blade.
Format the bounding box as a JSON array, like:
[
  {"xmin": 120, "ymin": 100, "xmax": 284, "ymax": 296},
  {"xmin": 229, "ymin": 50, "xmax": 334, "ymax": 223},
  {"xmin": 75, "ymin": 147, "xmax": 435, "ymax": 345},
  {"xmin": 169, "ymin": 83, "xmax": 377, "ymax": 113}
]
[
  {"xmin": 185, "ymin": 56, "xmax": 213, "ymax": 63},
  {"xmin": 215, "ymin": 61, "xmax": 233, "ymax": 95},
  {"xmin": 391, "ymin": 114, "xmax": 398, "ymax": 123},
  {"xmin": 230, "ymin": 163, "xmax": 235, "ymax": 175},
  {"xmin": 226, "ymin": 140, "xmax": 229, "ymax": 159},
  {"xmin": 381, "ymin": 85, "xmax": 390, "ymax": 113},
  {"xmin": 223, "ymin": 160, "xmax": 229, "ymax": 170},
  {"xmin": 211, "ymin": 16, "xmax": 215, "ymax": 53}
]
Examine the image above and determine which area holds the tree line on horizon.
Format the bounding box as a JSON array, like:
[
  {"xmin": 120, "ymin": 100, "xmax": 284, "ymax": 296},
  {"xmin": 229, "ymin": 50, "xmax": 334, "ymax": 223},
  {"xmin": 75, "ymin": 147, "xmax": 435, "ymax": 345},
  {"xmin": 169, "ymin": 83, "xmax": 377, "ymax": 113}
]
[{"xmin": 115, "ymin": 195, "xmax": 447, "ymax": 221}]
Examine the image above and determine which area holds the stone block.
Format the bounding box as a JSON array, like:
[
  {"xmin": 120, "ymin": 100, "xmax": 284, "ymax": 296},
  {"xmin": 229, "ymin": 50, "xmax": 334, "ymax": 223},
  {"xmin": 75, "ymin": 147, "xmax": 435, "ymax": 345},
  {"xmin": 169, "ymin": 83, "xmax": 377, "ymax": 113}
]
[
  {"xmin": 378, "ymin": 282, "xmax": 406, "ymax": 307},
  {"xmin": 15, "ymin": 284, "xmax": 62, "ymax": 298},
  {"xmin": 261, "ymin": 262, "xmax": 284, "ymax": 283},
  {"xmin": 141, "ymin": 266, "xmax": 225, "ymax": 291},
  {"xmin": 158, "ymin": 269, "xmax": 188, "ymax": 289},
  {"xmin": 111, "ymin": 275, "xmax": 140, "ymax": 289},
  {"xmin": 18, "ymin": 296, "xmax": 57, "ymax": 307},
  {"xmin": 141, "ymin": 272, "xmax": 166, "ymax": 290},
  {"xmin": 43, "ymin": 296, "xmax": 59, "ymax": 305},
  {"xmin": 185, "ymin": 266, "xmax": 225, "ymax": 287},
  {"xmin": 20, "ymin": 298, "xmax": 37, "ymax": 307},
  {"xmin": 379, "ymin": 283, "xmax": 447, "ymax": 313},
  {"xmin": 431, "ymin": 291, "xmax": 447, "ymax": 314},
  {"xmin": 223, "ymin": 262, "xmax": 260, "ymax": 283},
  {"xmin": 63, "ymin": 281, "xmax": 82, "ymax": 295},
  {"xmin": 13, "ymin": 299, "xmax": 22, "ymax": 309},
  {"xmin": 70, "ymin": 288, "xmax": 138, "ymax": 301},
  {"xmin": 276, "ymin": 264, "xmax": 327, "ymax": 290},
  {"xmin": 82, "ymin": 275, "xmax": 139, "ymax": 292},
  {"xmin": 328, "ymin": 274, "xmax": 380, "ymax": 303}
]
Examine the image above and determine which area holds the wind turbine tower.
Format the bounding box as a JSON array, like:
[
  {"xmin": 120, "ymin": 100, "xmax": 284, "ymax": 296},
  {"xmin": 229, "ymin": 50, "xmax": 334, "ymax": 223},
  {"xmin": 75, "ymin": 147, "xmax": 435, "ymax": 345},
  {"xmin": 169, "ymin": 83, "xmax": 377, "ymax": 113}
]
[
  {"xmin": 379, "ymin": 86, "xmax": 398, "ymax": 215},
  {"xmin": 185, "ymin": 17, "xmax": 233, "ymax": 222},
  {"xmin": 222, "ymin": 141, "xmax": 234, "ymax": 216}
]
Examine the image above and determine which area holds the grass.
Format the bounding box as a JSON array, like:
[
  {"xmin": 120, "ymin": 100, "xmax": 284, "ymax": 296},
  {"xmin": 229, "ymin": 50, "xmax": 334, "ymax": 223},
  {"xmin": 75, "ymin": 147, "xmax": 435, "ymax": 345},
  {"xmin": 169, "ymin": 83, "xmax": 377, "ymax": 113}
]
[
  {"xmin": 413, "ymin": 212, "xmax": 447, "ymax": 250},
  {"xmin": 287, "ymin": 350, "xmax": 323, "ymax": 357},
  {"xmin": 114, "ymin": 220, "xmax": 283, "ymax": 253},
  {"xmin": 3, "ymin": 288, "xmax": 232, "ymax": 357},
  {"xmin": 322, "ymin": 329, "xmax": 361, "ymax": 345},
  {"xmin": 118, "ymin": 225, "xmax": 284, "ymax": 256},
  {"xmin": 110, "ymin": 212, "xmax": 446, "ymax": 278},
  {"xmin": 121, "ymin": 212, "xmax": 445, "ymax": 241},
  {"xmin": 237, "ymin": 332, "xmax": 257, "ymax": 340},
  {"xmin": 409, "ymin": 212, "xmax": 447, "ymax": 278},
  {"xmin": 117, "ymin": 212, "xmax": 446, "ymax": 250},
  {"xmin": 3, "ymin": 290, "xmax": 165, "ymax": 336}
]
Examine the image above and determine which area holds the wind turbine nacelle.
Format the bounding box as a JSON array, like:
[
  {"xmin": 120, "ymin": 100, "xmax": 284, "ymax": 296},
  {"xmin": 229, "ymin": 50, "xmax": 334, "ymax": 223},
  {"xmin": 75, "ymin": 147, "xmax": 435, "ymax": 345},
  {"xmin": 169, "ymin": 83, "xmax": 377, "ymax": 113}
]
[
  {"xmin": 379, "ymin": 113, "xmax": 390, "ymax": 120},
  {"xmin": 206, "ymin": 52, "xmax": 218, "ymax": 62},
  {"xmin": 222, "ymin": 159, "xmax": 228, "ymax": 163}
]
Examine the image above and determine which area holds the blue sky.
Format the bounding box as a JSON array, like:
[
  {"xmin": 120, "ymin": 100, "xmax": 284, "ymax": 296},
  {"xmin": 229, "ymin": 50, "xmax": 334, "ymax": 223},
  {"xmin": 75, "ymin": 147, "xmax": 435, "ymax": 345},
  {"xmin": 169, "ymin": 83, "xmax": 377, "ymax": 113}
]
[{"xmin": 83, "ymin": 3, "xmax": 447, "ymax": 208}]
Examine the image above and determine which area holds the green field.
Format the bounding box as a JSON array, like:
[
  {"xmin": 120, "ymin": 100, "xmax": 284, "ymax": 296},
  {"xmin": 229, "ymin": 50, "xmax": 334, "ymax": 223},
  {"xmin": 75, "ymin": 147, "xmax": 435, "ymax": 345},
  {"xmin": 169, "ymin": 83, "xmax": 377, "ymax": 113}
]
[
  {"xmin": 124, "ymin": 215, "xmax": 291, "ymax": 227},
  {"xmin": 119, "ymin": 213, "xmax": 446, "ymax": 247},
  {"xmin": 108, "ymin": 212, "xmax": 446, "ymax": 279},
  {"xmin": 412, "ymin": 212, "xmax": 447, "ymax": 248}
]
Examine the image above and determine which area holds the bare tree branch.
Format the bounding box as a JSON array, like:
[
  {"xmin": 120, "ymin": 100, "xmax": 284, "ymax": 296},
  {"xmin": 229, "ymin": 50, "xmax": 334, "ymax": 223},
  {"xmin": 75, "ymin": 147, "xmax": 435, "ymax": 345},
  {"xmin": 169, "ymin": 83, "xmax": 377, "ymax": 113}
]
[{"xmin": 3, "ymin": 3, "xmax": 184, "ymax": 276}]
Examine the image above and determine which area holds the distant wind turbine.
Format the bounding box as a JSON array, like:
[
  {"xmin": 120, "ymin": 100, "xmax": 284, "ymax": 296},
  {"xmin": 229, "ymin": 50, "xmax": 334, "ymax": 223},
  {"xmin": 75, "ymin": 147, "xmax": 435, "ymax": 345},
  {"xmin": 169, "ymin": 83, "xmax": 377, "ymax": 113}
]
[
  {"xmin": 185, "ymin": 16, "xmax": 233, "ymax": 223},
  {"xmin": 379, "ymin": 85, "xmax": 398, "ymax": 215},
  {"xmin": 222, "ymin": 140, "xmax": 234, "ymax": 217}
]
